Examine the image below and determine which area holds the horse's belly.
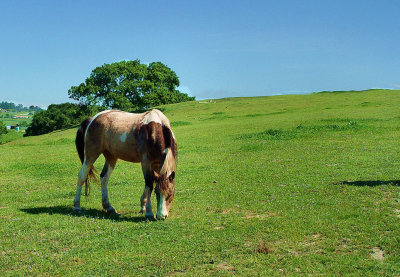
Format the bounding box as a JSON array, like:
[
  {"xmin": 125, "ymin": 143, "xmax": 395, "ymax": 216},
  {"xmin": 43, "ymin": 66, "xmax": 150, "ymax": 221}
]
[{"xmin": 118, "ymin": 152, "xmax": 141, "ymax": 163}]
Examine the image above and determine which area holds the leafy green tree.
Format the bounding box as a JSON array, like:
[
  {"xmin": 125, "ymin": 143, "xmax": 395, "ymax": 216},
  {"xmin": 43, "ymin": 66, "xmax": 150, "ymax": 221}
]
[
  {"xmin": 0, "ymin": 121, "xmax": 7, "ymax": 136},
  {"xmin": 68, "ymin": 60, "xmax": 194, "ymax": 110},
  {"xmin": 24, "ymin": 103, "xmax": 99, "ymax": 136}
]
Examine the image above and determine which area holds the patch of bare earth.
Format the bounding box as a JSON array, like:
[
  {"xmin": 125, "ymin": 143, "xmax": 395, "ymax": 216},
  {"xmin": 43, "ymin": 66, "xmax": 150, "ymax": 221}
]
[
  {"xmin": 242, "ymin": 212, "xmax": 278, "ymax": 220},
  {"xmin": 217, "ymin": 263, "xmax": 234, "ymax": 271},
  {"xmin": 302, "ymin": 234, "xmax": 323, "ymax": 247},
  {"xmin": 300, "ymin": 234, "xmax": 327, "ymax": 255},
  {"xmin": 256, "ymin": 241, "xmax": 273, "ymax": 254},
  {"xmin": 336, "ymin": 237, "xmax": 352, "ymax": 253},
  {"xmin": 282, "ymin": 234, "xmax": 325, "ymax": 256},
  {"xmin": 371, "ymin": 247, "xmax": 385, "ymax": 261},
  {"xmin": 222, "ymin": 209, "xmax": 237, "ymax": 215}
]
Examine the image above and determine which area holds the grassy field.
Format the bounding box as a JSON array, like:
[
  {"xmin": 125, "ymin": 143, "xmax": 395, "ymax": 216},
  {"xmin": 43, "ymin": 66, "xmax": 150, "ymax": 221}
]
[
  {"xmin": 0, "ymin": 89, "xmax": 399, "ymax": 276},
  {"xmin": 0, "ymin": 130, "xmax": 23, "ymax": 145},
  {"xmin": 0, "ymin": 112, "xmax": 32, "ymax": 126},
  {"xmin": 0, "ymin": 112, "xmax": 32, "ymax": 143}
]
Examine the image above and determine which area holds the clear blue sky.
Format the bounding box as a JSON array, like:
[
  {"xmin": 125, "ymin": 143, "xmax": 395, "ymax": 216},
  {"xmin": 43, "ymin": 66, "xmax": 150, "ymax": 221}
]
[{"xmin": 1, "ymin": 0, "xmax": 399, "ymax": 107}]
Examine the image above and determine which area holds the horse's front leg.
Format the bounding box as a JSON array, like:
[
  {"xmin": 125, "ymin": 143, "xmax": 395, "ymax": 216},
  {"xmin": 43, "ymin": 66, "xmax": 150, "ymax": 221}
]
[
  {"xmin": 141, "ymin": 164, "xmax": 155, "ymax": 219},
  {"xmin": 143, "ymin": 186, "xmax": 154, "ymax": 219},
  {"xmin": 140, "ymin": 186, "xmax": 147, "ymax": 214},
  {"xmin": 155, "ymin": 188, "xmax": 168, "ymax": 220}
]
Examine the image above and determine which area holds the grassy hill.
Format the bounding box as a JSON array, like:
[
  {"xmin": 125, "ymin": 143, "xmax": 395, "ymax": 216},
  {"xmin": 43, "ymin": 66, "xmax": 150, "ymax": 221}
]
[{"xmin": 1, "ymin": 89, "xmax": 399, "ymax": 275}]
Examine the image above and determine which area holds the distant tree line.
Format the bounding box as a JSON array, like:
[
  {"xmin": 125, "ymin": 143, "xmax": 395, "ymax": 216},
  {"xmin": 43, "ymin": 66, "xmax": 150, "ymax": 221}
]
[{"xmin": 0, "ymin": 101, "xmax": 42, "ymax": 112}]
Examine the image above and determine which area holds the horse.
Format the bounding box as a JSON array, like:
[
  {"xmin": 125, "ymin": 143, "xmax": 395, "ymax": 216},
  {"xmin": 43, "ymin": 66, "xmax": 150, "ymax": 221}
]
[{"xmin": 73, "ymin": 109, "xmax": 177, "ymax": 220}]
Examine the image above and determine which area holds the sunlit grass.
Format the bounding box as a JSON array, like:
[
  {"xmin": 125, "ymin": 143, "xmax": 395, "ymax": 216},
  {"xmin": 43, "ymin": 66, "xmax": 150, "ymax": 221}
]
[{"xmin": 0, "ymin": 89, "xmax": 399, "ymax": 275}]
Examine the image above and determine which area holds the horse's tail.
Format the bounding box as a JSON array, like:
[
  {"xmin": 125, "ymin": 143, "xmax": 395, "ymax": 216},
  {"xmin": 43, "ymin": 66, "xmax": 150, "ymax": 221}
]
[
  {"xmin": 160, "ymin": 125, "xmax": 177, "ymax": 177},
  {"xmin": 75, "ymin": 118, "xmax": 97, "ymax": 196}
]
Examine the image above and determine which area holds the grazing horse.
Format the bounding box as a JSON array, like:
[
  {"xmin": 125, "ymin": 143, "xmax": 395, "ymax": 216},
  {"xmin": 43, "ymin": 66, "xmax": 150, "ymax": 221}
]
[{"xmin": 73, "ymin": 109, "xmax": 177, "ymax": 220}]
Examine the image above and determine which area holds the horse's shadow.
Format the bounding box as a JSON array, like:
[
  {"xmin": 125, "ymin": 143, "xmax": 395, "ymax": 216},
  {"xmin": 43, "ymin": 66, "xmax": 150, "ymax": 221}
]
[
  {"xmin": 20, "ymin": 206, "xmax": 150, "ymax": 223},
  {"xmin": 333, "ymin": 180, "xmax": 400, "ymax": 187}
]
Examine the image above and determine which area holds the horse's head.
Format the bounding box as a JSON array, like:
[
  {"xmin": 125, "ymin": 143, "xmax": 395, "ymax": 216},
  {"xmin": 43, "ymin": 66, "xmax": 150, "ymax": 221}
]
[{"xmin": 154, "ymin": 170, "xmax": 175, "ymax": 219}]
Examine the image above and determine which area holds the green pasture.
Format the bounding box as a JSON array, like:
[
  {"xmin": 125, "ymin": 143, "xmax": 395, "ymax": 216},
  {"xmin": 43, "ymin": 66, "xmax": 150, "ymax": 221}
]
[
  {"xmin": 0, "ymin": 112, "xmax": 32, "ymax": 127},
  {"xmin": 0, "ymin": 112, "xmax": 32, "ymax": 143},
  {"xmin": 0, "ymin": 89, "xmax": 399, "ymax": 275},
  {"xmin": 0, "ymin": 130, "xmax": 23, "ymax": 145}
]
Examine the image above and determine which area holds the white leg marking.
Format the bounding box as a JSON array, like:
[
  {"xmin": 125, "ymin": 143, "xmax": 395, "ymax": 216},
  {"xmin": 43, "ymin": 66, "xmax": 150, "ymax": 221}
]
[
  {"xmin": 156, "ymin": 193, "xmax": 168, "ymax": 220},
  {"xmin": 73, "ymin": 185, "xmax": 83, "ymax": 212},
  {"xmin": 140, "ymin": 187, "xmax": 147, "ymax": 213},
  {"xmin": 78, "ymin": 169, "xmax": 85, "ymax": 180},
  {"xmin": 74, "ymin": 160, "xmax": 91, "ymax": 212}
]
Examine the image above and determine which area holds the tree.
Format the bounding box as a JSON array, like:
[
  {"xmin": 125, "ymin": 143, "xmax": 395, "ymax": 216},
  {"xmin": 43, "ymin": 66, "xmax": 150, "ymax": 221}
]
[
  {"xmin": 24, "ymin": 103, "xmax": 99, "ymax": 137},
  {"xmin": 68, "ymin": 60, "xmax": 194, "ymax": 110}
]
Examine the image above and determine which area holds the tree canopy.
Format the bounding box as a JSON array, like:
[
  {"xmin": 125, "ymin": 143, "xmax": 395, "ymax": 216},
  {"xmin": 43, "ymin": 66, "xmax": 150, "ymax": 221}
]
[
  {"xmin": 24, "ymin": 103, "xmax": 99, "ymax": 137},
  {"xmin": 68, "ymin": 60, "xmax": 194, "ymax": 110}
]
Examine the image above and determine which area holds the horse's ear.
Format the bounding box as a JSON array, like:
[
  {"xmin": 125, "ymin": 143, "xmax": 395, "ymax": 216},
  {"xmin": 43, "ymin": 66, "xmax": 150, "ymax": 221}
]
[
  {"xmin": 169, "ymin": 171, "xmax": 175, "ymax": 182},
  {"xmin": 153, "ymin": 171, "xmax": 160, "ymax": 181}
]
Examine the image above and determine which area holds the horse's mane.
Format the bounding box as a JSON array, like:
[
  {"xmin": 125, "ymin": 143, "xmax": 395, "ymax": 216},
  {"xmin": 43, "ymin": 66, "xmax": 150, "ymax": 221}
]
[
  {"xmin": 162, "ymin": 125, "xmax": 177, "ymax": 158},
  {"xmin": 160, "ymin": 125, "xmax": 177, "ymax": 176}
]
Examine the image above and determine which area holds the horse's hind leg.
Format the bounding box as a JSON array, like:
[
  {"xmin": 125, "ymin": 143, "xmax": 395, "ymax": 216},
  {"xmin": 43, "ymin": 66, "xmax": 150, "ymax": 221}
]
[
  {"xmin": 73, "ymin": 157, "xmax": 97, "ymax": 213},
  {"xmin": 100, "ymin": 158, "xmax": 117, "ymax": 214}
]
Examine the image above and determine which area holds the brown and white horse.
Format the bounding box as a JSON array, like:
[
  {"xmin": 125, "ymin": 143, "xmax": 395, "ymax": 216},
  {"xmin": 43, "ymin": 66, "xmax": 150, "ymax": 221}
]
[{"xmin": 73, "ymin": 109, "xmax": 177, "ymax": 220}]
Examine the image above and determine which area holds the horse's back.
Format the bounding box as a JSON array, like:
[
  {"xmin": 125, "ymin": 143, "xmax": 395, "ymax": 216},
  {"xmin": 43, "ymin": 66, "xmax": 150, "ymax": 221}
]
[
  {"xmin": 83, "ymin": 111, "xmax": 141, "ymax": 162},
  {"xmin": 84, "ymin": 109, "xmax": 173, "ymax": 163}
]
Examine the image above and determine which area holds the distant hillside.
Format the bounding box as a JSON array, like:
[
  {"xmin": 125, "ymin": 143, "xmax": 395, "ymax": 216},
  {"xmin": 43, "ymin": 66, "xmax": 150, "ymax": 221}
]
[{"xmin": 314, "ymin": 88, "xmax": 394, "ymax": 94}]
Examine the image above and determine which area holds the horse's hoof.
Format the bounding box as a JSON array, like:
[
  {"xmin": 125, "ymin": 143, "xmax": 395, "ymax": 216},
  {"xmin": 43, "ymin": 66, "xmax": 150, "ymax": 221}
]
[
  {"xmin": 156, "ymin": 213, "xmax": 168, "ymax": 220},
  {"xmin": 105, "ymin": 208, "xmax": 119, "ymax": 216},
  {"xmin": 73, "ymin": 209, "xmax": 84, "ymax": 216},
  {"xmin": 145, "ymin": 214, "xmax": 155, "ymax": 221}
]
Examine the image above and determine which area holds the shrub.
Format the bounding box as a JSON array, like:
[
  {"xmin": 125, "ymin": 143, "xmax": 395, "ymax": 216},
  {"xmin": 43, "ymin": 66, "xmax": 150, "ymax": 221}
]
[{"xmin": 24, "ymin": 103, "xmax": 99, "ymax": 136}]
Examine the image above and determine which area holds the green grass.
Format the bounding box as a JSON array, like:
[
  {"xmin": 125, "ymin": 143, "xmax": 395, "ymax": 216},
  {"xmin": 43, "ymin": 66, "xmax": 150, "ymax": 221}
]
[
  {"xmin": 0, "ymin": 112, "xmax": 32, "ymax": 126},
  {"xmin": 1, "ymin": 89, "xmax": 400, "ymax": 275},
  {"xmin": 0, "ymin": 130, "xmax": 23, "ymax": 144}
]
